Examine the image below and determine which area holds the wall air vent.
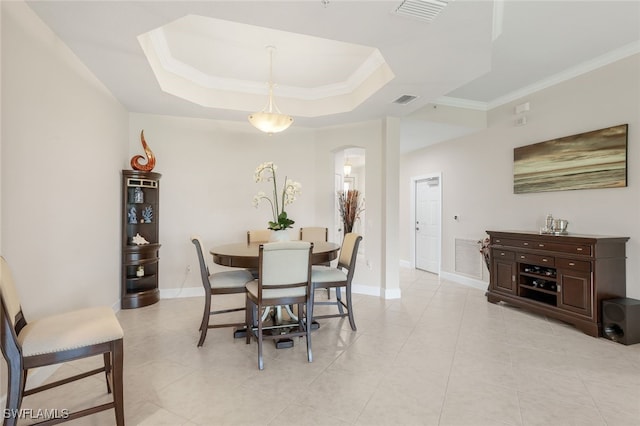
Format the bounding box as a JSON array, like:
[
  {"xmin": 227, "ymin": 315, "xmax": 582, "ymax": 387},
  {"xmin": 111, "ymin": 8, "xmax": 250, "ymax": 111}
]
[
  {"xmin": 394, "ymin": 0, "xmax": 454, "ymax": 22},
  {"xmin": 393, "ymin": 94, "xmax": 419, "ymax": 105}
]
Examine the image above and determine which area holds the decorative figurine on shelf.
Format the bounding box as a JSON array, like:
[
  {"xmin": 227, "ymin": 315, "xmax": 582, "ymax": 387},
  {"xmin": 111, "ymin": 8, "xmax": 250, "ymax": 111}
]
[
  {"xmin": 130, "ymin": 130, "xmax": 156, "ymax": 171},
  {"xmin": 133, "ymin": 187, "xmax": 144, "ymax": 203},
  {"xmin": 136, "ymin": 265, "xmax": 145, "ymax": 277},
  {"xmin": 142, "ymin": 206, "xmax": 153, "ymax": 223},
  {"xmin": 131, "ymin": 233, "xmax": 149, "ymax": 245},
  {"xmin": 128, "ymin": 207, "xmax": 137, "ymax": 224}
]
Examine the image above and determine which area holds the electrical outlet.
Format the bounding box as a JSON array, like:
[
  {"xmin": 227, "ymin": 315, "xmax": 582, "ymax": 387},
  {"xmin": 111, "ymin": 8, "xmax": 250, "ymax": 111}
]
[{"xmin": 186, "ymin": 265, "xmax": 191, "ymax": 273}]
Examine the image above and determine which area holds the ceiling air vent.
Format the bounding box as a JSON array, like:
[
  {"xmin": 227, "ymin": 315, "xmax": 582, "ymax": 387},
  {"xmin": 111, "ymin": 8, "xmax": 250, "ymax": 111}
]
[
  {"xmin": 394, "ymin": 0, "xmax": 454, "ymax": 22},
  {"xmin": 393, "ymin": 94, "xmax": 419, "ymax": 105}
]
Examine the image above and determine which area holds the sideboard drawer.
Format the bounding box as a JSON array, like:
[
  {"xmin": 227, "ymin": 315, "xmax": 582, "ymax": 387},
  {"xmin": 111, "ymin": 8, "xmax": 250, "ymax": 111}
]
[
  {"xmin": 494, "ymin": 238, "xmax": 534, "ymax": 249},
  {"xmin": 557, "ymin": 258, "xmax": 591, "ymax": 272},
  {"xmin": 516, "ymin": 252, "xmax": 555, "ymax": 267},
  {"xmin": 492, "ymin": 249, "xmax": 515, "ymax": 260},
  {"xmin": 533, "ymin": 241, "xmax": 592, "ymax": 256}
]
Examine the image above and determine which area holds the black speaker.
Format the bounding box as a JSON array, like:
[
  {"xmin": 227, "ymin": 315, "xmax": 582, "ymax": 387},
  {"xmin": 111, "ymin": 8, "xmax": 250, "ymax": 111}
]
[{"xmin": 602, "ymin": 298, "xmax": 640, "ymax": 345}]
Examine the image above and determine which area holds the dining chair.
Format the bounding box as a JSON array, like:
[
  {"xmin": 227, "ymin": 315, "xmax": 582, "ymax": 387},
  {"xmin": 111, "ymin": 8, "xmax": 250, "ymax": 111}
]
[
  {"xmin": 310, "ymin": 233, "xmax": 362, "ymax": 331},
  {"xmin": 0, "ymin": 256, "xmax": 125, "ymax": 426},
  {"xmin": 246, "ymin": 229, "xmax": 272, "ymax": 279},
  {"xmin": 245, "ymin": 241, "xmax": 313, "ymax": 370},
  {"xmin": 191, "ymin": 236, "xmax": 254, "ymax": 347},
  {"xmin": 247, "ymin": 229, "xmax": 271, "ymax": 244},
  {"xmin": 300, "ymin": 227, "xmax": 331, "ymax": 297},
  {"xmin": 299, "ymin": 227, "xmax": 328, "ymax": 243}
]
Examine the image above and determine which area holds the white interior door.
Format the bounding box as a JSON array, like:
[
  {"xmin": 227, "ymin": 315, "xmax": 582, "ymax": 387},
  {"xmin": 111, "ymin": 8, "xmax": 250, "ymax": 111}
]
[{"xmin": 415, "ymin": 177, "xmax": 441, "ymax": 273}]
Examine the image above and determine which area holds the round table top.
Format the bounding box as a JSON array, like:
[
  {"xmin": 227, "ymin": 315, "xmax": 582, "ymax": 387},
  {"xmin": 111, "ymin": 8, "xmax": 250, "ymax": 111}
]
[{"xmin": 210, "ymin": 241, "xmax": 340, "ymax": 268}]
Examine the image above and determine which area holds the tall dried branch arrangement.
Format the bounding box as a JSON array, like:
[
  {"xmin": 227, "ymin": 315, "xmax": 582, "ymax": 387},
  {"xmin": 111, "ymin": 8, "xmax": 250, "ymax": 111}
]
[{"xmin": 338, "ymin": 189, "xmax": 364, "ymax": 233}]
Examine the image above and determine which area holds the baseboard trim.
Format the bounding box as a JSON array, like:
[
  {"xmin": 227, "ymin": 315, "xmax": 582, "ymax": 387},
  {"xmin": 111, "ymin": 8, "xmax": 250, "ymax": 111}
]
[
  {"xmin": 440, "ymin": 271, "xmax": 488, "ymax": 291},
  {"xmin": 157, "ymin": 285, "xmax": 403, "ymax": 300},
  {"xmin": 160, "ymin": 287, "xmax": 204, "ymax": 299},
  {"xmin": 399, "ymin": 259, "xmax": 411, "ymax": 268},
  {"xmin": 384, "ymin": 288, "xmax": 402, "ymax": 299}
]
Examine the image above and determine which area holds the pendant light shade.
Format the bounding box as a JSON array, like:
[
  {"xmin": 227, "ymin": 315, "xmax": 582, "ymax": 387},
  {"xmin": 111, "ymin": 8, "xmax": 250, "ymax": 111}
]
[
  {"xmin": 344, "ymin": 158, "xmax": 352, "ymax": 176},
  {"xmin": 248, "ymin": 46, "xmax": 293, "ymax": 134}
]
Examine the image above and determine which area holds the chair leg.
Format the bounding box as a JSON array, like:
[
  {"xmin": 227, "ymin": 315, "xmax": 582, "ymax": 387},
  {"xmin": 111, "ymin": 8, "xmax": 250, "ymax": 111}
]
[
  {"xmin": 326, "ymin": 288, "xmax": 331, "ymax": 299},
  {"xmin": 103, "ymin": 351, "xmax": 112, "ymax": 394},
  {"xmin": 346, "ymin": 285, "xmax": 357, "ymax": 331},
  {"xmin": 335, "ymin": 287, "xmax": 345, "ymax": 315},
  {"xmin": 245, "ymin": 297, "xmax": 252, "ymax": 345},
  {"xmin": 5, "ymin": 360, "xmax": 26, "ymax": 426},
  {"xmin": 112, "ymin": 339, "xmax": 125, "ymax": 426},
  {"xmin": 197, "ymin": 292, "xmax": 212, "ymax": 347},
  {"xmin": 305, "ymin": 301, "xmax": 313, "ymax": 363},
  {"xmin": 310, "ymin": 286, "xmax": 320, "ymax": 324},
  {"xmin": 257, "ymin": 303, "xmax": 264, "ymax": 370}
]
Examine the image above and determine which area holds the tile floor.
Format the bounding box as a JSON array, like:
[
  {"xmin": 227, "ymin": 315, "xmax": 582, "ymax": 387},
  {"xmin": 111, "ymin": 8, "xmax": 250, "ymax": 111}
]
[{"xmin": 18, "ymin": 268, "xmax": 640, "ymax": 425}]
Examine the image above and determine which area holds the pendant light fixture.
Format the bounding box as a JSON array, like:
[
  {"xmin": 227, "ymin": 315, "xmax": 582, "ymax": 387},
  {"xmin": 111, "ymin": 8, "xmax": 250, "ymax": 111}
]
[
  {"xmin": 248, "ymin": 46, "xmax": 293, "ymax": 134},
  {"xmin": 344, "ymin": 157, "xmax": 352, "ymax": 176}
]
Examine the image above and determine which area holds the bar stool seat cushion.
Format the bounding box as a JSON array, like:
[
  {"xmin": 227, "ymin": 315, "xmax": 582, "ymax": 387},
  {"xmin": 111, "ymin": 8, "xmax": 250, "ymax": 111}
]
[
  {"xmin": 18, "ymin": 306, "xmax": 124, "ymax": 357},
  {"xmin": 210, "ymin": 270, "xmax": 254, "ymax": 289},
  {"xmin": 311, "ymin": 266, "xmax": 347, "ymax": 283},
  {"xmin": 245, "ymin": 281, "xmax": 306, "ymax": 300}
]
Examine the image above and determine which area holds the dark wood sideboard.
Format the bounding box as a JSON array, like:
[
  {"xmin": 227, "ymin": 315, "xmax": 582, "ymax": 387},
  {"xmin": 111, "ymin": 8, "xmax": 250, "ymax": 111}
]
[{"xmin": 486, "ymin": 230, "xmax": 628, "ymax": 337}]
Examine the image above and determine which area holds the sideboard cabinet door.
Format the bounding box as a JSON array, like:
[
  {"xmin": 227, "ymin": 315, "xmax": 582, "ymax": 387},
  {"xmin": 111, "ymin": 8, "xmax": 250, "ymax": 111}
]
[
  {"xmin": 558, "ymin": 269, "xmax": 592, "ymax": 317},
  {"xmin": 491, "ymin": 249, "xmax": 516, "ymax": 295}
]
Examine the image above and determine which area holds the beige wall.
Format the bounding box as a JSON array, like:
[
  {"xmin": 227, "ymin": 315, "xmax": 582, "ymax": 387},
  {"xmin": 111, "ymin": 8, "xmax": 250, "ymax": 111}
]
[
  {"xmin": 1, "ymin": 1, "xmax": 128, "ymax": 317},
  {"xmin": 127, "ymin": 113, "xmax": 321, "ymax": 293},
  {"xmin": 127, "ymin": 114, "xmax": 396, "ymax": 297},
  {"xmin": 1, "ymin": 1, "xmax": 128, "ymax": 399},
  {"xmin": 400, "ymin": 54, "xmax": 640, "ymax": 299},
  {"xmin": 314, "ymin": 120, "xmax": 400, "ymax": 296}
]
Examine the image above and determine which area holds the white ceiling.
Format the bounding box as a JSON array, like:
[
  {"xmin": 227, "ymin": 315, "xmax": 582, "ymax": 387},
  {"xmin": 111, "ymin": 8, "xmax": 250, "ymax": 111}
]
[{"xmin": 25, "ymin": 1, "xmax": 640, "ymax": 151}]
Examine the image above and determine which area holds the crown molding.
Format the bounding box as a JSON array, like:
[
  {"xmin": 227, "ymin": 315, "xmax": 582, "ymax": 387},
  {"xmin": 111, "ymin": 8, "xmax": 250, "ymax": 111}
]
[
  {"xmin": 436, "ymin": 40, "xmax": 640, "ymax": 112},
  {"xmin": 434, "ymin": 96, "xmax": 488, "ymax": 111},
  {"xmin": 487, "ymin": 40, "xmax": 640, "ymax": 110}
]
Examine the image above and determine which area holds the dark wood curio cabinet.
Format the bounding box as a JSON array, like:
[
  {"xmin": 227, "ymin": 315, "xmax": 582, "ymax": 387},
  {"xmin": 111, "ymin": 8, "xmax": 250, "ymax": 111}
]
[
  {"xmin": 486, "ymin": 230, "xmax": 628, "ymax": 337},
  {"xmin": 121, "ymin": 170, "xmax": 161, "ymax": 309}
]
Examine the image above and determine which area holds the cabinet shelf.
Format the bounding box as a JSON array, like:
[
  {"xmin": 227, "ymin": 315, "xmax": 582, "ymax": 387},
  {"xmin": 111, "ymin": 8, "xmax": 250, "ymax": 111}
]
[
  {"xmin": 519, "ymin": 282, "xmax": 557, "ymax": 296},
  {"xmin": 518, "ymin": 287, "xmax": 557, "ymax": 306},
  {"xmin": 520, "ymin": 271, "xmax": 557, "ymax": 282},
  {"xmin": 126, "ymin": 273, "xmax": 158, "ymax": 281}
]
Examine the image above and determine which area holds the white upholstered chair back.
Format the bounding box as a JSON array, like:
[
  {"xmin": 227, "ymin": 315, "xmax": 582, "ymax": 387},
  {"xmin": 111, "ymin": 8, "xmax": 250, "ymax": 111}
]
[{"xmin": 260, "ymin": 241, "xmax": 312, "ymax": 289}]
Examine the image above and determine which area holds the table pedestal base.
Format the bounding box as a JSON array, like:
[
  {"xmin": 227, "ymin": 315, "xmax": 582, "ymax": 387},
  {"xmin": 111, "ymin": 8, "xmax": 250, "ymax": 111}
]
[{"xmin": 275, "ymin": 338, "xmax": 294, "ymax": 349}]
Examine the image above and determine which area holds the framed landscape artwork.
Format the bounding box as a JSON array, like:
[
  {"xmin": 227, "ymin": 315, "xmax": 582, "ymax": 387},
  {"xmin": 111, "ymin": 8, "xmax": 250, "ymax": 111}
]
[{"xmin": 513, "ymin": 124, "xmax": 628, "ymax": 194}]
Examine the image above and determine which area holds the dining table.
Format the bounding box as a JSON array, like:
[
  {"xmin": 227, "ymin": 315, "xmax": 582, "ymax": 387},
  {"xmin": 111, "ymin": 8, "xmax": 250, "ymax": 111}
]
[
  {"xmin": 210, "ymin": 240, "xmax": 340, "ymax": 269},
  {"xmin": 210, "ymin": 240, "xmax": 340, "ymax": 348}
]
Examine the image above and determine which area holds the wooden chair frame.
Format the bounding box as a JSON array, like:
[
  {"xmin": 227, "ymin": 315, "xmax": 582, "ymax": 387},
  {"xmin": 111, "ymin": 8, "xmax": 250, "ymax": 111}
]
[
  {"xmin": 300, "ymin": 227, "xmax": 330, "ymax": 297},
  {"xmin": 1, "ymin": 291, "xmax": 124, "ymax": 426},
  {"xmin": 310, "ymin": 233, "xmax": 362, "ymax": 331},
  {"xmin": 245, "ymin": 242, "xmax": 313, "ymax": 370},
  {"xmin": 191, "ymin": 237, "xmax": 251, "ymax": 347}
]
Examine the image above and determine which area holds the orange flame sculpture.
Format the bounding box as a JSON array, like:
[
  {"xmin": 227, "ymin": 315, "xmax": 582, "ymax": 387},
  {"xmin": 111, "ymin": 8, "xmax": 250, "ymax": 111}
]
[{"xmin": 130, "ymin": 130, "xmax": 156, "ymax": 171}]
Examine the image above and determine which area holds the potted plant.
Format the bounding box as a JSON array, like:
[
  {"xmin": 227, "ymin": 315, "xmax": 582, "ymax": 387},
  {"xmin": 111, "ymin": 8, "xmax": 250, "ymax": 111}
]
[{"xmin": 252, "ymin": 162, "xmax": 301, "ymax": 239}]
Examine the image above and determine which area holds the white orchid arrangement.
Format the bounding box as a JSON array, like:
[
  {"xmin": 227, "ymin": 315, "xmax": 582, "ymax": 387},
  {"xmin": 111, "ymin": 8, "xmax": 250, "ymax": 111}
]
[{"xmin": 252, "ymin": 162, "xmax": 302, "ymax": 230}]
